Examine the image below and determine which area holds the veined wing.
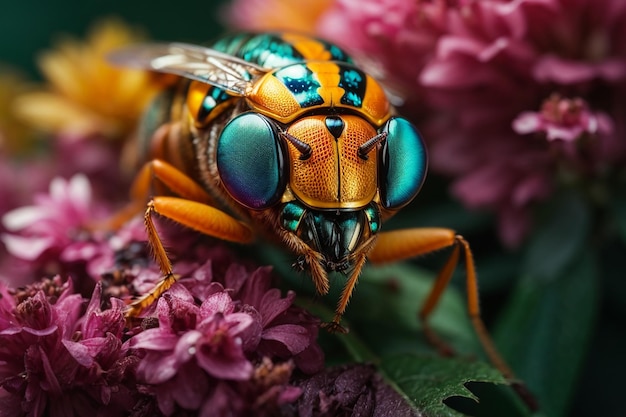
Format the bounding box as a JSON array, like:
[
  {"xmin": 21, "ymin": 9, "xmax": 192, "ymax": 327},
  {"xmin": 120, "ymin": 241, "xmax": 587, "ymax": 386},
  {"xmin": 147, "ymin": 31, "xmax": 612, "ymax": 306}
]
[{"xmin": 108, "ymin": 42, "xmax": 268, "ymax": 96}]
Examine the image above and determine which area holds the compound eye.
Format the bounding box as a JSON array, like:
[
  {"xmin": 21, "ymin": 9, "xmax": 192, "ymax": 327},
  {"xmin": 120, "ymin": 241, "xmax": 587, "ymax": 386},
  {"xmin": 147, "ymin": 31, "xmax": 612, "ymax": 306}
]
[
  {"xmin": 379, "ymin": 117, "xmax": 428, "ymax": 209},
  {"xmin": 217, "ymin": 112, "xmax": 287, "ymax": 209}
]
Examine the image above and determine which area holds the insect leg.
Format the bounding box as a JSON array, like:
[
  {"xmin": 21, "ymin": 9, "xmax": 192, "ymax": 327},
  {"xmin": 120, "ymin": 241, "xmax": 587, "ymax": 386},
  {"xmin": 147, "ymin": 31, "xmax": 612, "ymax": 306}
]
[
  {"xmin": 102, "ymin": 158, "xmax": 216, "ymax": 230},
  {"xmin": 124, "ymin": 160, "xmax": 252, "ymax": 318},
  {"xmin": 321, "ymin": 251, "xmax": 368, "ymax": 334},
  {"xmin": 367, "ymin": 228, "xmax": 515, "ymax": 380}
]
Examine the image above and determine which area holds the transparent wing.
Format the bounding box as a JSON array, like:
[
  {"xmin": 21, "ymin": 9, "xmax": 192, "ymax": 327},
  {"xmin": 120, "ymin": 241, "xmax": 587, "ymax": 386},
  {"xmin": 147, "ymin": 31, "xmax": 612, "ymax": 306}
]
[
  {"xmin": 108, "ymin": 42, "xmax": 268, "ymax": 96},
  {"xmin": 350, "ymin": 53, "xmax": 405, "ymax": 107}
]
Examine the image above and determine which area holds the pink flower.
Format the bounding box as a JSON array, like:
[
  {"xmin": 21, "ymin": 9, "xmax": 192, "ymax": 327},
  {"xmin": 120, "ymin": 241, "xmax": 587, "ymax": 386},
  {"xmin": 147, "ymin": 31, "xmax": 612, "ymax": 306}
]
[
  {"xmin": 0, "ymin": 174, "xmax": 136, "ymax": 286},
  {"xmin": 0, "ymin": 278, "xmax": 138, "ymax": 416},
  {"xmin": 129, "ymin": 253, "xmax": 323, "ymax": 416},
  {"xmin": 129, "ymin": 284, "xmax": 305, "ymax": 416},
  {"xmin": 2, "ymin": 174, "xmax": 101, "ymax": 262},
  {"xmin": 416, "ymin": 0, "xmax": 626, "ymax": 245},
  {"xmin": 316, "ymin": 0, "xmax": 450, "ymax": 103},
  {"xmin": 513, "ymin": 94, "xmax": 614, "ymax": 142},
  {"xmin": 133, "ymin": 288, "xmax": 256, "ymax": 383}
]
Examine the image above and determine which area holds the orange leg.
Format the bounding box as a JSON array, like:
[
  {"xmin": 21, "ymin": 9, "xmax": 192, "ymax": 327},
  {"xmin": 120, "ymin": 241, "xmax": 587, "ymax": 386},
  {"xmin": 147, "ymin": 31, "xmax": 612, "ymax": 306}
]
[
  {"xmin": 126, "ymin": 196, "xmax": 253, "ymax": 317},
  {"xmin": 106, "ymin": 158, "xmax": 216, "ymax": 229},
  {"xmin": 321, "ymin": 237, "xmax": 377, "ymax": 333},
  {"xmin": 368, "ymin": 227, "xmax": 515, "ymax": 380},
  {"xmin": 121, "ymin": 159, "xmax": 254, "ymax": 318}
]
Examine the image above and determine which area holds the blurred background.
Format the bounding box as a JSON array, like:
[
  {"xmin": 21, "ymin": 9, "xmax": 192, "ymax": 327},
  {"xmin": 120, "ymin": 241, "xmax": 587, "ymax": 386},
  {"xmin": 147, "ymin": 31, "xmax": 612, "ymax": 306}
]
[
  {"xmin": 1, "ymin": 1, "xmax": 625, "ymax": 417},
  {"xmin": 0, "ymin": 0, "xmax": 230, "ymax": 77}
]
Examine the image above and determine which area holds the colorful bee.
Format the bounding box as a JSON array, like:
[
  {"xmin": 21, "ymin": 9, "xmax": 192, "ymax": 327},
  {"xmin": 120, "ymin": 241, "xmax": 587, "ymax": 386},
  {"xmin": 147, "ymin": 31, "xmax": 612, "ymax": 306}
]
[{"xmin": 110, "ymin": 32, "xmax": 513, "ymax": 378}]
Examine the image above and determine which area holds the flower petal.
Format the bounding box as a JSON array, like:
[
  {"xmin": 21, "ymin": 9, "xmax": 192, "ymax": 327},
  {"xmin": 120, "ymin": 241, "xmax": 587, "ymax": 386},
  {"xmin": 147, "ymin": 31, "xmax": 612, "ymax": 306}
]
[
  {"xmin": 62, "ymin": 339, "xmax": 93, "ymax": 367},
  {"xmin": 131, "ymin": 328, "xmax": 178, "ymax": 350},
  {"xmin": 2, "ymin": 205, "xmax": 49, "ymax": 231},
  {"xmin": 1, "ymin": 234, "xmax": 55, "ymax": 260},
  {"xmin": 263, "ymin": 324, "xmax": 310, "ymax": 355}
]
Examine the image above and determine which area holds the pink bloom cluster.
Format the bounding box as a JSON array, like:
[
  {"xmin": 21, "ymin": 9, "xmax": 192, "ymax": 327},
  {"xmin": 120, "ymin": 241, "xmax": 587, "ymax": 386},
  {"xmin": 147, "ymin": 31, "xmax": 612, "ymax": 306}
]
[
  {"xmin": 414, "ymin": 0, "xmax": 626, "ymax": 245},
  {"xmin": 0, "ymin": 278, "xmax": 137, "ymax": 416},
  {"xmin": 0, "ymin": 172, "xmax": 324, "ymax": 416},
  {"xmin": 130, "ymin": 263, "xmax": 323, "ymax": 416},
  {"xmin": 229, "ymin": 0, "xmax": 626, "ymax": 246}
]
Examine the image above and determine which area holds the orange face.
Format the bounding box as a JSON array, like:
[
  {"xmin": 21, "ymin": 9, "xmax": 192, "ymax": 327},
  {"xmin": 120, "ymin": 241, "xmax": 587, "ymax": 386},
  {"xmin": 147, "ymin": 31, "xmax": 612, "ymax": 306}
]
[{"xmin": 284, "ymin": 114, "xmax": 379, "ymax": 209}]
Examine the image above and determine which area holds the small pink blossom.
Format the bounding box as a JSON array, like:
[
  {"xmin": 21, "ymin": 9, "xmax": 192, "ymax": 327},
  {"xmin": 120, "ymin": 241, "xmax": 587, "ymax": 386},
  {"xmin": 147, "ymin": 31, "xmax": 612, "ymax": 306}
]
[
  {"xmin": 2, "ymin": 174, "xmax": 100, "ymax": 262},
  {"xmin": 513, "ymin": 94, "xmax": 614, "ymax": 142}
]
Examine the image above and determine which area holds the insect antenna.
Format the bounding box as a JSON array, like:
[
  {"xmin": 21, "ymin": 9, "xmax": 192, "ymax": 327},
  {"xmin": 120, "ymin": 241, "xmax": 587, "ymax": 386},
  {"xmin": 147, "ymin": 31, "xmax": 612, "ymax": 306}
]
[
  {"xmin": 281, "ymin": 131, "xmax": 312, "ymax": 160},
  {"xmin": 358, "ymin": 131, "xmax": 387, "ymax": 160}
]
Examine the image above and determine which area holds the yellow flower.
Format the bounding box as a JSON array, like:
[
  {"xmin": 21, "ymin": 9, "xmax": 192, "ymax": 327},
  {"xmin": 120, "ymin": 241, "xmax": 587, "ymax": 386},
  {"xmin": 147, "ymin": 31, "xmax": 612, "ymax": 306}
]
[
  {"xmin": 226, "ymin": 0, "xmax": 335, "ymax": 34},
  {"xmin": 0, "ymin": 67, "xmax": 35, "ymax": 154},
  {"xmin": 14, "ymin": 19, "xmax": 162, "ymax": 140}
]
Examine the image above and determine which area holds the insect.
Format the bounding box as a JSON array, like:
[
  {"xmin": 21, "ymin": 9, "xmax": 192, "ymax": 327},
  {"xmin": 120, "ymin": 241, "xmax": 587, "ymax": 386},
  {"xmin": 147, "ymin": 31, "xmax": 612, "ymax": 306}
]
[{"xmin": 110, "ymin": 32, "xmax": 513, "ymax": 379}]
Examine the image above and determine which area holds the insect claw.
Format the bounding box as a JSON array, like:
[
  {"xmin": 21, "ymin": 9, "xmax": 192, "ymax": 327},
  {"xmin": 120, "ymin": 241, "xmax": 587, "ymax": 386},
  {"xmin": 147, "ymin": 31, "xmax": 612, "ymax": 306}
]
[
  {"xmin": 320, "ymin": 321, "xmax": 349, "ymax": 334},
  {"xmin": 292, "ymin": 256, "xmax": 307, "ymax": 272}
]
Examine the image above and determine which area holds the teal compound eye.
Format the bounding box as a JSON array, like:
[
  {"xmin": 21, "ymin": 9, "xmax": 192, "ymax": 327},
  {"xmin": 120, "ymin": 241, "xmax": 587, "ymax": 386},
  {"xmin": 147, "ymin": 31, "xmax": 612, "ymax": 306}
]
[
  {"xmin": 216, "ymin": 112, "xmax": 287, "ymax": 209},
  {"xmin": 378, "ymin": 117, "xmax": 428, "ymax": 209}
]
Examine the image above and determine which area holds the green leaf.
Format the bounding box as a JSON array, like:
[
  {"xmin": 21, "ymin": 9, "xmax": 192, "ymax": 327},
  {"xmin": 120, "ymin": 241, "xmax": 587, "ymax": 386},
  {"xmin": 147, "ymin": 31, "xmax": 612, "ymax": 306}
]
[
  {"xmin": 380, "ymin": 353, "xmax": 529, "ymax": 417},
  {"xmin": 610, "ymin": 191, "xmax": 626, "ymax": 244},
  {"xmin": 494, "ymin": 250, "xmax": 598, "ymax": 417},
  {"xmin": 257, "ymin": 242, "xmax": 537, "ymax": 416},
  {"xmin": 296, "ymin": 298, "xmax": 380, "ymax": 364},
  {"xmin": 254, "ymin": 245, "xmax": 482, "ymax": 357},
  {"xmin": 523, "ymin": 190, "xmax": 591, "ymax": 281},
  {"xmin": 345, "ymin": 263, "xmax": 479, "ymax": 357}
]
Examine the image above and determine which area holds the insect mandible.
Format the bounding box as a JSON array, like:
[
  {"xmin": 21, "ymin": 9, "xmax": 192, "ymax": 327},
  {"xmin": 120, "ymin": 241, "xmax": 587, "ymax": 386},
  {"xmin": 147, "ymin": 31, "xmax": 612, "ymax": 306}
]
[{"xmin": 109, "ymin": 32, "xmax": 513, "ymax": 379}]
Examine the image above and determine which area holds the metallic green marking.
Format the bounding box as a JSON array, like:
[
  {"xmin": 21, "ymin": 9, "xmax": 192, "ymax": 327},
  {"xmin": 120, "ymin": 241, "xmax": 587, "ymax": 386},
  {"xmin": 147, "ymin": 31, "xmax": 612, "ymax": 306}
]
[
  {"xmin": 364, "ymin": 204, "xmax": 380, "ymax": 234},
  {"xmin": 338, "ymin": 66, "xmax": 366, "ymax": 108},
  {"xmin": 274, "ymin": 64, "xmax": 324, "ymax": 108},
  {"xmin": 281, "ymin": 202, "xmax": 306, "ymax": 233}
]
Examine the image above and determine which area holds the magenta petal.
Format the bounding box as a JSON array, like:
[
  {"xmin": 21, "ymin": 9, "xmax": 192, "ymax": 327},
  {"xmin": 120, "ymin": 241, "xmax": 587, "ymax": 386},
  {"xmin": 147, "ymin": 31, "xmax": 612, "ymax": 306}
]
[
  {"xmin": 62, "ymin": 339, "xmax": 93, "ymax": 367},
  {"xmin": 436, "ymin": 36, "xmax": 485, "ymax": 60},
  {"xmin": 259, "ymin": 289, "xmax": 293, "ymax": 326},
  {"xmin": 171, "ymin": 364, "xmax": 210, "ymax": 409},
  {"xmin": 278, "ymin": 385, "xmax": 302, "ymax": 404},
  {"xmin": 140, "ymin": 353, "xmax": 180, "ymax": 384},
  {"xmin": 1, "ymin": 234, "xmax": 55, "ymax": 260},
  {"xmin": 38, "ymin": 346, "xmax": 62, "ymax": 394},
  {"xmin": 197, "ymin": 349, "xmax": 253, "ymax": 380},
  {"xmin": 200, "ymin": 291, "xmax": 235, "ymax": 317},
  {"xmin": 173, "ymin": 330, "xmax": 203, "ymax": 363},
  {"xmin": 131, "ymin": 328, "xmax": 178, "ymax": 350},
  {"xmin": 262, "ymin": 324, "xmax": 310, "ymax": 355},
  {"xmin": 223, "ymin": 312, "xmax": 255, "ymax": 336},
  {"xmin": 21, "ymin": 325, "xmax": 58, "ymax": 337},
  {"xmin": 545, "ymin": 125, "xmax": 584, "ymax": 142},
  {"xmin": 512, "ymin": 111, "xmax": 541, "ymax": 134},
  {"xmin": 2, "ymin": 205, "xmax": 49, "ymax": 231},
  {"xmin": 533, "ymin": 55, "xmax": 601, "ymax": 84}
]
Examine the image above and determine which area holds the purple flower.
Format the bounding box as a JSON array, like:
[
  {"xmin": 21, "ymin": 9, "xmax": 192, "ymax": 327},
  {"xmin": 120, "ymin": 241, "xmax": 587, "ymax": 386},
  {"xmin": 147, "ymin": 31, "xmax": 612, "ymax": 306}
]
[
  {"xmin": 2, "ymin": 174, "xmax": 102, "ymax": 261},
  {"xmin": 0, "ymin": 278, "xmax": 138, "ymax": 416},
  {"xmin": 282, "ymin": 364, "xmax": 417, "ymax": 417},
  {"xmin": 316, "ymin": 0, "xmax": 449, "ymax": 104},
  {"xmin": 128, "ymin": 256, "xmax": 324, "ymax": 416},
  {"xmin": 513, "ymin": 94, "xmax": 614, "ymax": 142},
  {"xmin": 0, "ymin": 174, "xmax": 142, "ymax": 287},
  {"xmin": 132, "ymin": 287, "xmax": 256, "ymax": 414},
  {"xmin": 134, "ymin": 287, "xmax": 256, "ymax": 382},
  {"xmin": 416, "ymin": 0, "xmax": 626, "ymax": 245}
]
